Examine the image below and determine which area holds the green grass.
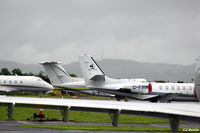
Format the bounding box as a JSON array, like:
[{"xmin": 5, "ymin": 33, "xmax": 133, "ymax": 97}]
[
  {"xmin": 0, "ymin": 106, "xmax": 168, "ymax": 123},
  {"xmin": 20, "ymin": 125, "xmax": 173, "ymax": 132},
  {"xmin": 5, "ymin": 94, "xmax": 113, "ymax": 100}
]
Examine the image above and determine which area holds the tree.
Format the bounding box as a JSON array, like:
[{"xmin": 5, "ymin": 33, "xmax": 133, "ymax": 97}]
[
  {"xmin": 177, "ymin": 81, "xmax": 184, "ymax": 83},
  {"xmin": 154, "ymin": 80, "xmax": 166, "ymax": 83},
  {"xmin": 69, "ymin": 73, "xmax": 77, "ymax": 77},
  {"xmin": 12, "ymin": 68, "xmax": 23, "ymax": 75},
  {"xmin": 37, "ymin": 71, "xmax": 50, "ymax": 83},
  {"xmin": 1, "ymin": 68, "xmax": 11, "ymax": 75},
  {"xmin": 24, "ymin": 72, "xmax": 34, "ymax": 76}
]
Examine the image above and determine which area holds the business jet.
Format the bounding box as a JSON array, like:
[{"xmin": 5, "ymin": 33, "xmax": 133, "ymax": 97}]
[
  {"xmin": 40, "ymin": 62, "xmax": 113, "ymax": 97},
  {"xmin": 0, "ymin": 75, "xmax": 53, "ymax": 94},
  {"xmin": 79, "ymin": 54, "xmax": 197, "ymax": 102}
]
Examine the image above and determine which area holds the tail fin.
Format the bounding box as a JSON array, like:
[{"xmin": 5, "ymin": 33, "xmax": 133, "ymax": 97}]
[
  {"xmin": 79, "ymin": 54, "xmax": 105, "ymax": 82},
  {"xmin": 39, "ymin": 62, "xmax": 72, "ymax": 85},
  {"xmin": 195, "ymin": 57, "xmax": 200, "ymax": 102}
]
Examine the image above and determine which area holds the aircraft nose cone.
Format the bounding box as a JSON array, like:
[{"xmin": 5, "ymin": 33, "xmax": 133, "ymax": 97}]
[{"xmin": 45, "ymin": 82, "xmax": 54, "ymax": 90}]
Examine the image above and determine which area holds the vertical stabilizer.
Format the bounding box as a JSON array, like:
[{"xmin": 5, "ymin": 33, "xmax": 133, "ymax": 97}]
[
  {"xmin": 195, "ymin": 57, "xmax": 200, "ymax": 102},
  {"xmin": 79, "ymin": 54, "xmax": 105, "ymax": 83},
  {"xmin": 40, "ymin": 62, "xmax": 72, "ymax": 85}
]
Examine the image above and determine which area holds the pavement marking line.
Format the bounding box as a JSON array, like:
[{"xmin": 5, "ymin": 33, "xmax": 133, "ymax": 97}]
[
  {"xmin": 150, "ymin": 124, "xmax": 159, "ymax": 127},
  {"xmin": 17, "ymin": 121, "xmax": 30, "ymax": 125}
]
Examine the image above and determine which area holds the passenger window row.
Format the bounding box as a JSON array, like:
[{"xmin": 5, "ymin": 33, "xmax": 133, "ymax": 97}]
[
  {"xmin": 159, "ymin": 85, "xmax": 193, "ymax": 91},
  {"xmin": 0, "ymin": 80, "xmax": 23, "ymax": 84}
]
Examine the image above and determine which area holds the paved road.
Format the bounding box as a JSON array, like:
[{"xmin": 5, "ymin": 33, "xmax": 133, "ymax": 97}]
[{"xmin": 0, "ymin": 121, "xmax": 199, "ymax": 133}]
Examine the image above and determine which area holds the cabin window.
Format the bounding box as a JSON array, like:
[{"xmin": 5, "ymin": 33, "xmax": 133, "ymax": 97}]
[
  {"xmin": 20, "ymin": 81, "xmax": 23, "ymax": 84},
  {"xmin": 177, "ymin": 86, "xmax": 180, "ymax": 90},
  {"xmin": 189, "ymin": 86, "xmax": 192, "ymax": 90},
  {"xmin": 0, "ymin": 79, "xmax": 1, "ymax": 83},
  {"xmin": 183, "ymin": 86, "xmax": 186, "ymax": 90},
  {"xmin": 165, "ymin": 86, "xmax": 169, "ymax": 90},
  {"xmin": 159, "ymin": 86, "xmax": 163, "ymax": 90},
  {"xmin": 171, "ymin": 86, "xmax": 175, "ymax": 90},
  {"xmin": 4, "ymin": 80, "xmax": 6, "ymax": 84},
  {"xmin": 15, "ymin": 80, "xmax": 17, "ymax": 84},
  {"xmin": 9, "ymin": 80, "xmax": 12, "ymax": 84}
]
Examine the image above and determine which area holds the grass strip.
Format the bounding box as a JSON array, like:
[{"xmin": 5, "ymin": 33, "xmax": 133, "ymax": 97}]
[
  {"xmin": 0, "ymin": 106, "xmax": 168, "ymax": 123},
  {"xmin": 20, "ymin": 125, "xmax": 172, "ymax": 132}
]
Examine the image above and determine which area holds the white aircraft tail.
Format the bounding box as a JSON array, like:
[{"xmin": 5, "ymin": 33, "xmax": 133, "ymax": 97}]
[
  {"xmin": 40, "ymin": 62, "xmax": 72, "ymax": 85},
  {"xmin": 79, "ymin": 54, "xmax": 105, "ymax": 83},
  {"xmin": 195, "ymin": 57, "xmax": 200, "ymax": 102}
]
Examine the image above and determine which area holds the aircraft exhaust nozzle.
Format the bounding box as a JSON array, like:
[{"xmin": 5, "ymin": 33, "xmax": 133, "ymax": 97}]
[{"xmin": 148, "ymin": 83, "xmax": 152, "ymax": 94}]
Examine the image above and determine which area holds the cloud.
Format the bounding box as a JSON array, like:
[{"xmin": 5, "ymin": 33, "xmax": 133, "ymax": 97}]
[{"xmin": 0, "ymin": 0, "xmax": 199, "ymax": 65}]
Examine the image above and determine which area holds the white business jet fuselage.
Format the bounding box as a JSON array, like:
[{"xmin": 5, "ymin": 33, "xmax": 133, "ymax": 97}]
[{"xmin": 0, "ymin": 75, "xmax": 53, "ymax": 93}]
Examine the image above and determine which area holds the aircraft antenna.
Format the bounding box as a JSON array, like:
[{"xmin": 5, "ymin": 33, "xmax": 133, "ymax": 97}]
[{"xmin": 101, "ymin": 48, "xmax": 104, "ymax": 60}]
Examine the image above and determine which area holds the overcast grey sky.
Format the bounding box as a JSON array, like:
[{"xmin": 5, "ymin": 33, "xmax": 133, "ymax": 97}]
[{"xmin": 0, "ymin": 0, "xmax": 199, "ymax": 65}]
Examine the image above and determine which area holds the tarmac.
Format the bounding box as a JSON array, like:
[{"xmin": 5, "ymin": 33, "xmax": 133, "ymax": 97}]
[{"xmin": 0, "ymin": 120, "xmax": 199, "ymax": 133}]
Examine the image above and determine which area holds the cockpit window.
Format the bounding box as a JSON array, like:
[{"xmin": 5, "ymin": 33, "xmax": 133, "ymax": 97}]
[{"xmin": 37, "ymin": 78, "xmax": 42, "ymax": 81}]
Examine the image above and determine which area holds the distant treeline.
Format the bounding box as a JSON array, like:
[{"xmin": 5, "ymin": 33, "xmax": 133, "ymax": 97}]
[
  {"xmin": 0, "ymin": 68, "xmax": 50, "ymax": 83},
  {"xmin": 0, "ymin": 68, "xmax": 77, "ymax": 84}
]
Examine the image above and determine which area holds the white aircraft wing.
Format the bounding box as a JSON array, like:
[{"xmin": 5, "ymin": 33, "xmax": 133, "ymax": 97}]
[{"xmin": 0, "ymin": 96, "xmax": 200, "ymax": 133}]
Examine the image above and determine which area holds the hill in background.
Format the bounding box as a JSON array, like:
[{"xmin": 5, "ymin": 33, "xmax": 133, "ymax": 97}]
[{"xmin": 0, "ymin": 59, "xmax": 195, "ymax": 82}]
